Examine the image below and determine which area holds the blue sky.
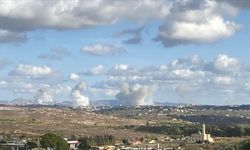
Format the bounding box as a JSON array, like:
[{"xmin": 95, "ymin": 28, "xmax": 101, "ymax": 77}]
[{"xmin": 0, "ymin": 0, "xmax": 250, "ymax": 106}]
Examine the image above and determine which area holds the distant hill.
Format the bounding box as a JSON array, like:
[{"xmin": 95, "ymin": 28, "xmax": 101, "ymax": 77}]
[
  {"xmin": 10, "ymin": 98, "xmax": 36, "ymax": 105},
  {"xmin": 0, "ymin": 100, "xmax": 9, "ymax": 105},
  {"xmin": 90, "ymin": 100, "xmax": 121, "ymax": 107},
  {"xmin": 153, "ymin": 101, "xmax": 187, "ymax": 106},
  {"xmin": 55, "ymin": 100, "xmax": 73, "ymax": 106},
  {"xmin": 90, "ymin": 100, "xmax": 185, "ymax": 106},
  {"xmin": 0, "ymin": 99, "xmax": 185, "ymax": 107},
  {"xmin": 0, "ymin": 98, "xmax": 36, "ymax": 105}
]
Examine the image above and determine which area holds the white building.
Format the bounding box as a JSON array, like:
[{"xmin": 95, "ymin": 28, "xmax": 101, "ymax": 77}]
[
  {"xmin": 68, "ymin": 140, "xmax": 79, "ymax": 150},
  {"xmin": 187, "ymin": 124, "xmax": 214, "ymax": 143}
]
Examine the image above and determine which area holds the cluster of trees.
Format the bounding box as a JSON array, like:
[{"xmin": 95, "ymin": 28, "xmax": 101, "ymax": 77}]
[
  {"xmin": 206, "ymin": 125, "xmax": 248, "ymax": 137},
  {"xmin": 136, "ymin": 124, "xmax": 250, "ymax": 137},
  {"xmin": 219, "ymin": 139, "xmax": 250, "ymax": 150},
  {"xmin": 78, "ymin": 135, "xmax": 115, "ymax": 149},
  {"xmin": 238, "ymin": 139, "xmax": 250, "ymax": 150},
  {"xmin": 136, "ymin": 124, "xmax": 199, "ymax": 137},
  {"xmin": 40, "ymin": 133, "xmax": 69, "ymax": 150},
  {"xmin": 177, "ymin": 115, "xmax": 250, "ymax": 126}
]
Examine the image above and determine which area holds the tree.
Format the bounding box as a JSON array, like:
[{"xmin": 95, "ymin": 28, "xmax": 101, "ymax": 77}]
[
  {"xmin": 26, "ymin": 141, "xmax": 38, "ymax": 150},
  {"xmin": 40, "ymin": 133, "xmax": 68, "ymax": 150},
  {"xmin": 69, "ymin": 134, "xmax": 77, "ymax": 141},
  {"xmin": 235, "ymin": 126, "xmax": 245, "ymax": 137},
  {"xmin": 122, "ymin": 139, "xmax": 129, "ymax": 145},
  {"xmin": 78, "ymin": 137, "xmax": 91, "ymax": 150},
  {"xmin": 239, "ymin": 139, "xmax": 250, "ymax": 150}
]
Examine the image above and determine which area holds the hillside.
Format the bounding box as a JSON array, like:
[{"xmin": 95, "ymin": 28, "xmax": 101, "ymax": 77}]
[{"xmin": 0, "ymin": 106, "xmax": 151, "ymax": 138}]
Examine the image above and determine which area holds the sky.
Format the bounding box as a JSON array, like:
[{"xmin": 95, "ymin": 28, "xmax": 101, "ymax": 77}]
[{"xmin": 0, "ymin": 0, "xmax": 250, "ymax": 106}]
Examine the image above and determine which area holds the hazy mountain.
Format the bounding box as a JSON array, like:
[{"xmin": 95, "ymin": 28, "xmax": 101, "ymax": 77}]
[
  {"xmin": 153, "ymin": 101, "xmax": 186, "ymax": 106},
  {"xmin": 90, "ymin": 100, "xmax": 121, "ymax": 107},
  {"xmin": 8, "ymin": 98, "xmax": 36, "ymax": 105},
  {"xmin": 0, "ymin": 98, "xmax": 184, "ymax": 107}
]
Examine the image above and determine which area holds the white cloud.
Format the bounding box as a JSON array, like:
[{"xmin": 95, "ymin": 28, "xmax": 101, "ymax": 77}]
[
  {"xmin": 0, "ymin": 79, "xmax": 37, "ymax": 94},
  {"xmin": 217, "ymin": 0, "xmax": 250, "ymax": 9},
  {"xmin": 115, "ymin": 64, "xmax": 129, "ymax": 70},
  {"xmin": 171, "ymin": 16, "xmax": 237, "ymax": 42},
  {"xmin": 0, "ymin": 0, "xmax": 170, "ymax": 44},
  {"xmin": 0, "ymin": 80, "xmax": 7, "ymax": 85},
  {"xmin": 171, "ymin": 69, "xmax": 205, "ymax": 79},
  {"xmin": 170, "ymin": 54, "xmax": 203, "ymax": 69},
  {"xmin": 69, "ymin": 73, "xmax": 80, "ymax": 81},
  {"xmin": 81, "ymin": 44, "xmax": 126, "ymax": 55},
  {"xmin": 0, "ymin": 0, "xmax": 244, "ymax": 46},
  {"xmin": 54, "ymin": 84, "xmax": 72, "ymax": 94},
  {"xmin": 88, "ymin": 53, "xmax": 250, "ymax": 104},
  {"xmin": 38, "ymin": 48, "xmax": 70, "ymax": 60},
  {"xmin": 2, "ymin": 53, "xmax": 250, "ymax": 105},
  {"xmin": 0, "ymin": 29, "xmax": 27, "ymax": 43},
  {"xmin": 9, "ymin": 64, "xmax": 58, "ymax": 78},
  {"xmin": 154, "ymin": 0, "xmax": 240, "ymax": 47},
  {"xmin": 213, "ymin": 76, "xmax": 233, "ymax": 85},
  {"xmin": 114, "ymin": 26, "xmax": 144, "ymax": 45},
  {"xmin": 89, "ymin": 87, "xmax": 118, "ymax": 97},
  {"xmin": 107, "ymin": 64, "xmax": 139, "ymax": 77},
  {"xmin": 84, "ymin": 65, "xmax": 104, "ymax": 75},
  {"xmin": 213, "ymin": 54, "xmax": 240, "ymax": 73},
  {"xmin": 0, "ymin": 0, "xmax": 170, "ymax": 31}
]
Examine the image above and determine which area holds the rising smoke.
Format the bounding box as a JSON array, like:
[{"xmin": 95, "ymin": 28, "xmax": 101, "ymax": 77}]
[
  {"xmin": 71, "ymin": 81, "xmax": 89, "ymax": 107},
  {"xmin": 35, "ymin": 88, "xmax": 54, "ymax": 105},
  {"xmin": 175, "ymin": 83, "xmax": 191, "ymax": 98},
  {"xmin": 116, "ymin": 83, "xmax": 155, "ymax": 105}
]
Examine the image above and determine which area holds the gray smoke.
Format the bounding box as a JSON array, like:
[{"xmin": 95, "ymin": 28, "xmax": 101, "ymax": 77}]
[
  {"xmin": 175, "ymin": 83, "xmax": 191, "ymax": 97},
  {"xmin": 116, "ymin": 83, "xmax": 155, "ymax": 105},
  {"xmin": 35, "ymin": 88, "xmax": 54, "ymax": 105},
  {"xmin": 71, "ymin": 81, "xmax": 89, "ymax": 107}
]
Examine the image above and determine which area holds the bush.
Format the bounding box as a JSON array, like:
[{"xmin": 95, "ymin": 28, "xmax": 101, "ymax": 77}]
[{"xmin": 239, "ymin": 139, "xmax": 250, "ymax": 150}]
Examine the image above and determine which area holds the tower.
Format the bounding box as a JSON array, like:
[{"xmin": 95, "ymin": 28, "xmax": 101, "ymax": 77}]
[{"xmin": 202, "ymin": 123, "xmax": 206, "ymax": 141}]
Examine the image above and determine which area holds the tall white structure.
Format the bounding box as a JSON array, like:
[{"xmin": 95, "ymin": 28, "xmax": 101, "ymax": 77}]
[
  {"xmin": 202, "ymin": 123, "xmax": 214, "ymax": 143},
  {"xmin": 202, "ymin": 123, "xmax": 206, "ymax": 140}
]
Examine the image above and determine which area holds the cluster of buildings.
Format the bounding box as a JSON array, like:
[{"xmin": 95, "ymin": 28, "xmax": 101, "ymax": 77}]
[
  {"xmin": 67, "ymin": 124, "xmax": 214, "ymax": 150},
  {"xmin": 186, "ymin": 124, "xmax": 214, "ymax": 143},
  {"xmin": 0, "ymin": 135, "xmax": 26, "ymax": 150}
]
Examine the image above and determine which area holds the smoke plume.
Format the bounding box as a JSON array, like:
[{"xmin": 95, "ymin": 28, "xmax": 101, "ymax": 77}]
[
  {"xmin": 116, "ymin": 83, "xmax": 154, "ymax": 105},
  {"xmin": 175, "ymin": 83, "xmax": 191, "ymax": 97},
  {"xmin": 35, "ymin": 88, "xmax": 54, "ymax": 105},
  {"xmin": 71, "ymin": 81, "xmax": 89, "ymax": 107}
]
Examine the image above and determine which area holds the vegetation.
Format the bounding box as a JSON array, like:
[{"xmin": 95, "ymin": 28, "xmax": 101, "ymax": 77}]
[
  {"xmin": 238, "ymin": 139, "xmax": 250, "ymax": 150},
  {"xmin": 122, "ymin": 138, "xmax": 129, "ymax": 145},
  {"xmin": 136, "ymin": 124, "xmax": 250, "ymax": 137},
  {"xmin": 0, "ymin": 146, "xmax": 11, "ymax": 150},
  {"xmin": 177, "ymin": 115, "xmax": 250, "ymax": 126},
  {"xmin": 40, "ymin": 133, "xmax": 68, "ymax": 150},
  {"xmin": 26, "ymin": 141, "xmax": 38, "ymax": 149},
  {"xmin": 78, "ymin": 135, "xmax": 115, "ymax": 149}
]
